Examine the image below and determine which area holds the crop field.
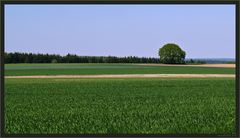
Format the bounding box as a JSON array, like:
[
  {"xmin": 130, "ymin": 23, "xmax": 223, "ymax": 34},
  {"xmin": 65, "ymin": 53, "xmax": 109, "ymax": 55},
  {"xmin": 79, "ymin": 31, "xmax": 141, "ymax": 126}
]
[
  {"xmin": 5, "ymin": 63, "xmax": 235, "ymax": 76},
  {"xmin": 4, "ymin": 63, "xmax": 236, "ymax": 135},
  {"xmin": 5, "ymin": 77, "xmax": 235, "ymax": 135}
]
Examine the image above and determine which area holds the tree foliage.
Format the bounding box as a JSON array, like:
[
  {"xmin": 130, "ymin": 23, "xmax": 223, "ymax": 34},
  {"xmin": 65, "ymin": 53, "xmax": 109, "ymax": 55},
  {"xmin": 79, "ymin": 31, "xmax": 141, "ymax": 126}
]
[
  {"xmin": 158, "ymin": 43, "xmax": 186, "ymax": 64},
  {"xmin": 185, "ymin": 59, "xmax": 206, "ymax": 64},
  {"xmin": 4, "ymin": 52, "xmax": 161, "ymax": 64}
]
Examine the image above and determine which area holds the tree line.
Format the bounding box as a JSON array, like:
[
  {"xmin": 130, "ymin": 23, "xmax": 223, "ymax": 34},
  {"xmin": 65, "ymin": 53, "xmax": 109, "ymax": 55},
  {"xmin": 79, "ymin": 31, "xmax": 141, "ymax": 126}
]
[{"xmin": 4, "ymin": 52, "xmax": 161, "ymax": 63}]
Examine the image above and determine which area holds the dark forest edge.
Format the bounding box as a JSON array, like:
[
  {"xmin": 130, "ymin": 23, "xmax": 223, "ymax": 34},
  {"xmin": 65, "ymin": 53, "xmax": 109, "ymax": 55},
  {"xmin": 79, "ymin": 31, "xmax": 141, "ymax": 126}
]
[{"xmin": 4, "ymin": 52, "xmax": 234, "ymax": 64}]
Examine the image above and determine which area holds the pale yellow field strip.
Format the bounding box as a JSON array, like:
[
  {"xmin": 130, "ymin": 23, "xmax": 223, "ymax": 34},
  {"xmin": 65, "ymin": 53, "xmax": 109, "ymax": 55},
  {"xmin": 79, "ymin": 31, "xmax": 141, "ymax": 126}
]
[
  {"xmin": 5, "ymin": 74, "xmax": 235, "ymax": 79},
  {"xmin": 137, "ymin": 64, "xmax": 235, "ymax": 68}
]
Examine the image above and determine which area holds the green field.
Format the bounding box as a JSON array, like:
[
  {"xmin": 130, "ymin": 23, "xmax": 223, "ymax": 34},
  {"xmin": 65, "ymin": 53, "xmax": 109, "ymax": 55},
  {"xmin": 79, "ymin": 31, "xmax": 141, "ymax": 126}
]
[
  {"xmin": 5, "ymin": 78, "xmax": 235, "ymax": 135},
  {"xmin": 4, "ymin": 63, "xmax": 236, "ymax": 135},
  {"xmin": 5, "ymin": 63, "xmax": 235, "ymax": 76}
]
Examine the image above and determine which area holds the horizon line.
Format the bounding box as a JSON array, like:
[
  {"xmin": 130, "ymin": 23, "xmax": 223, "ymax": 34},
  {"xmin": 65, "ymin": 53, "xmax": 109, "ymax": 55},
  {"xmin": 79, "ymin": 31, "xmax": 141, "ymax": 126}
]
[{"xmin": 4, "ymin": 51, "xmax": 235, "ymax": 60}]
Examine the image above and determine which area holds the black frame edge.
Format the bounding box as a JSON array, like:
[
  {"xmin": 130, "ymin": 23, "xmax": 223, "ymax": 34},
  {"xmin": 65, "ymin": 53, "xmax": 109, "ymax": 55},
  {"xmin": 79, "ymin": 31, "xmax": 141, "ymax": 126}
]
[
  {"xmin": 0, "ymin": 0, "xmax": 239, "ymax": 137},
  {"xmin": 0, "ymin": 1, "xmax": 5, "ymax": 137},
  {"xmin": 0, "ymin": 0, "xmax": 239, "ymax": 4},
  {"xmin": 236, "ymin": 1, "xmax": 240, "ymax": 137}
]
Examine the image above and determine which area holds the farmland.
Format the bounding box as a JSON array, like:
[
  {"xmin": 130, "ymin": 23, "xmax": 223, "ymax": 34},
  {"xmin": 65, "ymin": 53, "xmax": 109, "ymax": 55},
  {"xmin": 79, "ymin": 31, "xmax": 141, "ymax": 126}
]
[
  {"xmin": 5, "ymin": 78, "xmax": 235, "ymax": 134},
  {"xmin": 5, "ymin": 63, "xmax": 235, "ymax": 76},
  {"xmin": 4, "ymin": 63, "xmax": 236, "ymax": 135}
]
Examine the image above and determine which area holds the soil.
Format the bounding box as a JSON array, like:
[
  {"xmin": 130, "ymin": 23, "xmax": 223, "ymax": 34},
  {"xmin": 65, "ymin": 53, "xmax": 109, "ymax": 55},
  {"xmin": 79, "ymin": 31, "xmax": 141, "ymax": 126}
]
[
  {"xmin": 137, "ymin": 64, "xmax": 235, "ymax": 68},
  {"xmin": 5, "ymin": 74, "xmax": 235, "ymax": 79}
]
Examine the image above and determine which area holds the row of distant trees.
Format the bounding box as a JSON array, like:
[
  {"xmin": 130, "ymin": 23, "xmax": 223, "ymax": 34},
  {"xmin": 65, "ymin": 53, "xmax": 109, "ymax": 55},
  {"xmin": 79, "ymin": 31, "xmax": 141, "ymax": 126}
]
[{"xmin": 4, "ymin": 52, "xmax": 162, "ymax": 64}]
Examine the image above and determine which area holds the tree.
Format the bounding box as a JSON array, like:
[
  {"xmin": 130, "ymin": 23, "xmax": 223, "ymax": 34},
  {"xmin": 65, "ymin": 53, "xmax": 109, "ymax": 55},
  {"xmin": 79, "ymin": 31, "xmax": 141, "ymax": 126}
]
[
  {"xmin": 4, "ymin": 52, "xmax": 162, "ymax": 64},
  {"xmin": 159, "ymin": 43, "xmax": 186, "ymax": 64}
]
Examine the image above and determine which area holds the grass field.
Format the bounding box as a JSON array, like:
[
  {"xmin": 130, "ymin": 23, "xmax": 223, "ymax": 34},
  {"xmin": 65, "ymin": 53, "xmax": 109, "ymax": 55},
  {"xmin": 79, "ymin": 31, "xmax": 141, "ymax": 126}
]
[
  {"xmin": 5, "ymin": 63, "xmax": 235, "ymax": 76},
  {"xmin": 5, "ymin": 78, "xmax": 235, "ymax": 135}
]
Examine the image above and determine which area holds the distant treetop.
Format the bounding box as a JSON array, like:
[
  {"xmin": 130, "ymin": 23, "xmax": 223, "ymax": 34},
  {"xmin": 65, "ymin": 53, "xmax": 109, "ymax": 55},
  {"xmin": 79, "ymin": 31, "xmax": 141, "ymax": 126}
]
[{"xmin": 158, "ymin": 43, "xmax": 186, "ymax": 64}]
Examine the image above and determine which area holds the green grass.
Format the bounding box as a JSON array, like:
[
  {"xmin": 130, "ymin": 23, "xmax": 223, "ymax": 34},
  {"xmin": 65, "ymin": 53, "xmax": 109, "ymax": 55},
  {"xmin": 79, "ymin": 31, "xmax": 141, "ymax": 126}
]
[
  {"xmin": 5, "ymin": 78, "xmax": 236, "ymax": 135},
  {"xmin": 5, "ymin": 63, "xmax": 235, "ymax": 76}
]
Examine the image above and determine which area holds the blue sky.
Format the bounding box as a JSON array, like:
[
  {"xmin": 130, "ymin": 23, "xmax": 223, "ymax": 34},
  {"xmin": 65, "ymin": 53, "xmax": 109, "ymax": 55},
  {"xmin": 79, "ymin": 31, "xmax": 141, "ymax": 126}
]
[{"xmin": 5, "ymin": 5, "xmax": 235, "ymax": 58}]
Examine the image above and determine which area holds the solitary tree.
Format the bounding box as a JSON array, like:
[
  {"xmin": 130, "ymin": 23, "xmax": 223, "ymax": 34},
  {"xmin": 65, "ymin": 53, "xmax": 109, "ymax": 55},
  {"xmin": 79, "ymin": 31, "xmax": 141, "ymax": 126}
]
[{"xmin": 159, "ymin": 43, "xmax": 186, "ymax": 64}]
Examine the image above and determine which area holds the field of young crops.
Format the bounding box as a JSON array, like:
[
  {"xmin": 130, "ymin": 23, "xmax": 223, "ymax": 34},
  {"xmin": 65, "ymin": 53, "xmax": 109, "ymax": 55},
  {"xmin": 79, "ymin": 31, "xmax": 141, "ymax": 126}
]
[
  {"xmin": 5, "ymin": 63, "xmax": 235, "ymax": 76},
  {"xmin": 5, "ymin": 78, "xmax": 236, "ymax": 135}
]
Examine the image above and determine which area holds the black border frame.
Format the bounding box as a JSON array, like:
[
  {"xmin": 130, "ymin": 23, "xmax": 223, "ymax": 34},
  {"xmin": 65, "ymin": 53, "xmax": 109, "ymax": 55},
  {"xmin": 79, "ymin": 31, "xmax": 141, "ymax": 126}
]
[{"xmin": 0, "ymin": 0, "xmax": 239, "ymax": 137}]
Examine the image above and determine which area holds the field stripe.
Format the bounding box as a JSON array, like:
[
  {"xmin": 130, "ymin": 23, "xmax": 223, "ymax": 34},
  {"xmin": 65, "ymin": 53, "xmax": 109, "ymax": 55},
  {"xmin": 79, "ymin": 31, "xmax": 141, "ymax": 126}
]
[
  {"xmin": 5, "ymin": 74, "xmax": 235, "ymax": 79},
  {"xmin": 137, "ymin": 64, "xmax": 235, "ymax": 68}
]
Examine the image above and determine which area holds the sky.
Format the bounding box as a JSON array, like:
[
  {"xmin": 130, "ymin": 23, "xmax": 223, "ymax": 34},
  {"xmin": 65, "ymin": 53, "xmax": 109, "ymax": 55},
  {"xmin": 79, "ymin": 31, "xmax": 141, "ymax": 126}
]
[{"xmin": 5, "ymin": 5, "xmax": 235, "ymax": 58}]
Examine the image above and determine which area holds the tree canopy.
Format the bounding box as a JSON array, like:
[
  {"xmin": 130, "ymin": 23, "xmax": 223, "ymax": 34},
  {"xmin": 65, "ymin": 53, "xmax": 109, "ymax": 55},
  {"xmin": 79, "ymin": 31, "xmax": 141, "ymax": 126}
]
[
  {"xmin": 4, "ymin": 52, "xmax": 161, "ymax": 64},
  {"xmin": 158, "ymin": 43, "xmax": 186, "ymax": 64}
]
